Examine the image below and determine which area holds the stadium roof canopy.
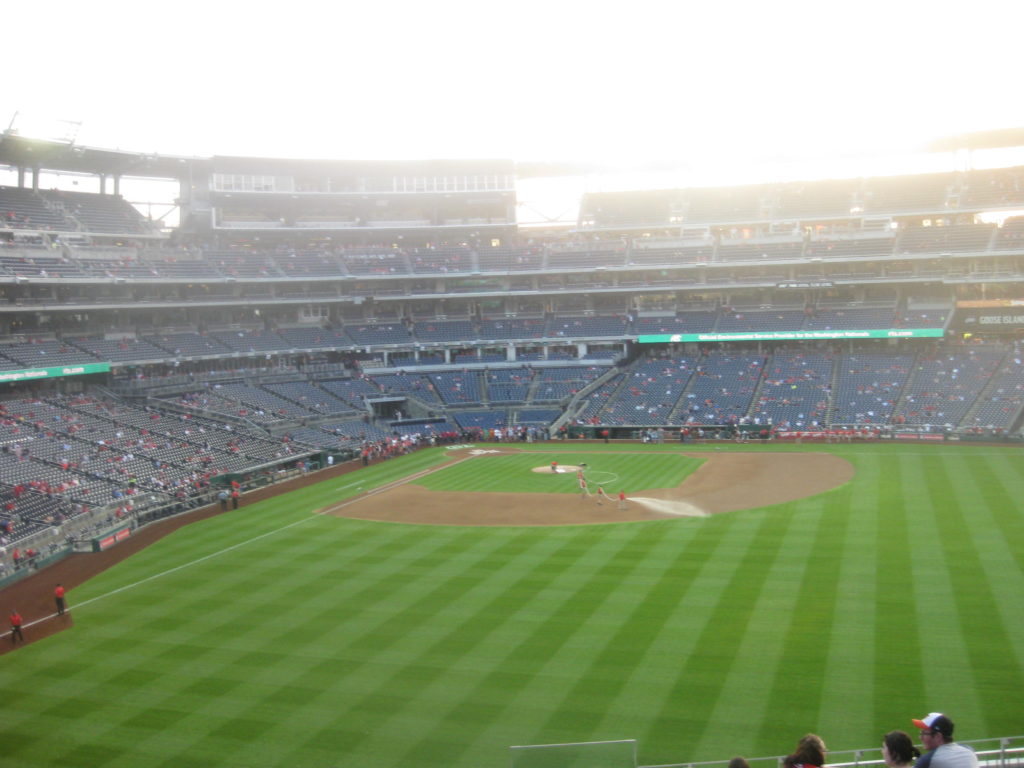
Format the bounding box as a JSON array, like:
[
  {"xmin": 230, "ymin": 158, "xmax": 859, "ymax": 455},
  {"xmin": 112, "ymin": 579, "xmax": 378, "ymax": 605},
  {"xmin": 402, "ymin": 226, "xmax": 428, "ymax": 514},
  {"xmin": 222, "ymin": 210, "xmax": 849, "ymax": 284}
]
[
  {"xmin": 928, "ymin": 127, "xmax": 1024, "ymax": 153},
  {"xmin": 0, "ymin": 132, "xmax": 195, "ymax": 179}
]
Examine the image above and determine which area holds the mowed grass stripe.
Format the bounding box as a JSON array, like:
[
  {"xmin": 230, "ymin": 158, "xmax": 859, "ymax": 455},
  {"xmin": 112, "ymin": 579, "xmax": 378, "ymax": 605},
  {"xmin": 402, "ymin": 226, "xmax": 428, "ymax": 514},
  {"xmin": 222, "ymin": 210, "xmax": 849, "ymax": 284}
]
[
  {"xmin": 815, "ymin": 457, "xmax": 877, "ymax": 750},
  {"xmin": 909, "ymin": 456, "xmax": 986, "ymax": 728},
  {"xmin": 958, "ymin": 452, "xmax": 1024, "ymax": 578},
  {"xmin": 872, "ymin": 452, "xmax": 926, "ymax": 734},
  {"xmin": 932, "ymin": 454, "xmax": 1024, "ymax": 735},
  {"xmin": 752, "ymin": 483, "xmax": 852, "ymax": 755}
]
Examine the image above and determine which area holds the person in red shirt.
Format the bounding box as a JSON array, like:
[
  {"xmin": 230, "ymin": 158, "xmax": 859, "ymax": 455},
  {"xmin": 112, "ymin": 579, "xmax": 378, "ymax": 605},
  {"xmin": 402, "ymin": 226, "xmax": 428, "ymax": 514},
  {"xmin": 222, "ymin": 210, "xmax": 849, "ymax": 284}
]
[
  {"xmin": 618, "ymin": 490, "xmax": 627, "ymax": 510},
  {"xmin": 10, "ymin": 610, "xmax": 24, "ymax": 645},
  {"xmin": 55, "ymin": 584, "xmax": 66, "ymax": 616}
]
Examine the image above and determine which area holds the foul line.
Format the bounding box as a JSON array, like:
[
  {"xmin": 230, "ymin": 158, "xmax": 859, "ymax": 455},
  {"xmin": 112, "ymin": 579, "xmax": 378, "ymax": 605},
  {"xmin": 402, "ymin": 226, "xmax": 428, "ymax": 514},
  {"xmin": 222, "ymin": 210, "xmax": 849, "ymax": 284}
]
[{"xmin": 319, "ymin": 454, "xmax": 475, "ymax": 515}]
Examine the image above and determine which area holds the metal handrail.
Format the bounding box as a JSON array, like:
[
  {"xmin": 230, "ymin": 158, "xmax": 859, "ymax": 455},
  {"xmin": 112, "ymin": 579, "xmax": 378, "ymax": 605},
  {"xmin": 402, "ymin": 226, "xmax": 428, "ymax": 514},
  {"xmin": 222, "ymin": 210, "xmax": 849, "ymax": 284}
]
[{"xmin": 640, "ymin": 735, "xmax": 1024, "ymax": 768}]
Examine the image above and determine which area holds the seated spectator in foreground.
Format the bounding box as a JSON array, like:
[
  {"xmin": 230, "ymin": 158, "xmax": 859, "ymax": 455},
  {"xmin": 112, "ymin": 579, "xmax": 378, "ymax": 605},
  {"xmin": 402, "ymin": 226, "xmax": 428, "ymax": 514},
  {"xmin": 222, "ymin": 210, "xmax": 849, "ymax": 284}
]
[
  {"xmin": 883, "ymin": 730, "xmax": 920, "ymax": 768},
  {"xmin": 912, "ymin": 713, "xmax": 977, "ymax": 768},
  {"xmin": 783, "ymin": 734, "xmax": 827, "ymax": 768}
]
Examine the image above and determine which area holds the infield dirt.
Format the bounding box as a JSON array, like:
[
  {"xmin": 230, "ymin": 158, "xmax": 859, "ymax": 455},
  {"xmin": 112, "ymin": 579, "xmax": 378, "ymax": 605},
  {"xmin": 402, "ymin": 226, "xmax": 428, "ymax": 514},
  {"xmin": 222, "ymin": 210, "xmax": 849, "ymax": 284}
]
[{"xmin": 320, "ymin": 448, "xmax": 854, "ymax": 525}]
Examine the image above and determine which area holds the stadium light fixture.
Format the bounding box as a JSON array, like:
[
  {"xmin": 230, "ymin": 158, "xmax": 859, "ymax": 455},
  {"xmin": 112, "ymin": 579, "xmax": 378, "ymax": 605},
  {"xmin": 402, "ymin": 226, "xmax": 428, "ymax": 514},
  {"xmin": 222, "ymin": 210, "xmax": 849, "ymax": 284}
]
[{"xmin": 6, "ymin": 111, "xmax": 82, "ymax": 144}]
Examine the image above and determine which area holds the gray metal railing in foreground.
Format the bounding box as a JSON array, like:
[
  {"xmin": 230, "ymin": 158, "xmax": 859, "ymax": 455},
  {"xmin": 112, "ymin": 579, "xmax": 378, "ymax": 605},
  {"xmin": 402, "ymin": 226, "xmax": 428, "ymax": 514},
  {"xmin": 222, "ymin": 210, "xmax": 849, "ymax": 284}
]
[{"xmin": 640, "ymin": 736, "xmax": 1024, "ymax": 768}]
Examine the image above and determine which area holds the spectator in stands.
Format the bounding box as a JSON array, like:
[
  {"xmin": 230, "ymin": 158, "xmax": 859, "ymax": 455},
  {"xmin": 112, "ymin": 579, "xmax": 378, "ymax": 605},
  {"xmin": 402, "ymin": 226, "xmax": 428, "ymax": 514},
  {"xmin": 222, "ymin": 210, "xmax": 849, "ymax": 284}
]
[
  {"xmin": 912, "ymin": 713, "xmax": 977, "ymax": 768},
  {"xmin": 783, "ymin": 734, "xmax": 827, "ymax": 768},
  {"xmin": 728, "ymin": 759, "xmax": 750, "ymax": 768},
  {"xmin": 883, "ymin": 731, "xmax": 920, "ymax": 768}
]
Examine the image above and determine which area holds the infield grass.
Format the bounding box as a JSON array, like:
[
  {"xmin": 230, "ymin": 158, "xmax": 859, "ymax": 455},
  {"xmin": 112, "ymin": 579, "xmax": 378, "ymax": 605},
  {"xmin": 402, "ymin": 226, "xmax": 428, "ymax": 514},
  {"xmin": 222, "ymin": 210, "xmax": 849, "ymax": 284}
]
[{"xmin": 2, "ymin": 442, "xmax": 1023, "ymax": 768}]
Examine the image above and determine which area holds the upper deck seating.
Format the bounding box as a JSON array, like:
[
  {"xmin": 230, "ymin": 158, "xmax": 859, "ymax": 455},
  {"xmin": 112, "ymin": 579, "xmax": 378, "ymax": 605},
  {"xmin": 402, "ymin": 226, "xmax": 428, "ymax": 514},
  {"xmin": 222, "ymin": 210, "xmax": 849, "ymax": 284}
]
[
  {"xmin": 478, "ymin": 318, "xmax": 546, "ymax": 341},
  {"xmin": 42, "ymin": 190, "xmax": 151, "ymax": 234},
  {"xmin": 994, "ymin": 217, "xmax": 1024, "ymax": 250},
  {"xmin": 804, "ymin": 234, "xmax": 896, "ymax": 259},
  {"xmin": 685, "ymin": 185, "xmax": 763, "ymax": 222},
  {"xmin": 205, "ymin": 250, "xmax": 283, "ymax": 278},
  {"xmin": 958, "ymin": 167, "xmax": 1024, "ymax": 209},
  {"xmin": 69, "ymin": 337, "xmax": 169, "ymax": 363},
  {"xmin": 549, "ymin": 315, "xmax": 628, "ymax": 338},
  {"xmin": 716, "ymin": 309, "xmax": 806, "ymax": 333},
  {"xmin": 272, "ymin": 250, "xmax": 346, "ymax": 278},
  {"xmin": 210, "ymin": 329, "xmax": 288, "ymax": 354},
  {"xmin": 898, "ymin": 223, "xmax": 995, "ymax": 253},
  {"xmin": 276, "ymin": 327, "xmax": 352, "ymax": 350},
  {"xmin": 803, "ymin": 306, "xmax": 896, "ymax": 331},
  {"xmin": 547, "ymin": 246, "xmax": 627, "ymax": 270},
  {"xmin": 341, "ymin": 250, "xmax": 409, "ymax": 276},
  {"xmin": 862, "ymin": 173, "xmax": 954, "ymax": 213},
  {"xmin": 143, "ymin": 332, "xmax": 234, "ymax": 357},
  {"xmin": 414, "ymin": 320, "xmax": 476, "ymax": 343},
  {"xmin": 408, "ymin": 247, "xmax": 470, "ymax": 274},
  {"xmin": 476, "ymin": 247, "xmax": 544, "ymax": 272},
  {"xmin": 777, "ymin": 179, "xmax": 859, "ymax": 218},
  {"xmin": 0, "ymin": 186, "xmax": 76, "ymax": 231},
  {"xmin": 0, "ymin": 339, "xmax": 98, "ymax": 367},
  {"xmin": 626, "ymin": 244, "xmax": 714, "ymax": 267},
  {"xmin": 344, "ymin": 323, "xmax": 413, "ymax": 346},
  {"xmin": 716, "ymin": 242, "xmax": 804, "ymax": 262}
]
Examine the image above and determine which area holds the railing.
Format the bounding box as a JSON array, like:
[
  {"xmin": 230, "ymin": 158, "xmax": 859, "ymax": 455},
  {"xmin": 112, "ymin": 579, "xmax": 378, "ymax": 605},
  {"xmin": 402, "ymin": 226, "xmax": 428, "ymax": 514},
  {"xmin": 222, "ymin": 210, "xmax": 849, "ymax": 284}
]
[{"xmin": 640, "ymin": 735, "xmax": 1024, "ymax": 768}]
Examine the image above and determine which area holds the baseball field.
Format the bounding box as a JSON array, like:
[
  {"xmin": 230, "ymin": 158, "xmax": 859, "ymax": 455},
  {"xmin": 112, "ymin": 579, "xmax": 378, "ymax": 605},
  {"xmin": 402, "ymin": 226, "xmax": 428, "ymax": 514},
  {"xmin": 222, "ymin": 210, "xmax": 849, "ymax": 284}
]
[{"xmin": 1, "ymin": 441, "xmax": 1022, "ymax": 768}]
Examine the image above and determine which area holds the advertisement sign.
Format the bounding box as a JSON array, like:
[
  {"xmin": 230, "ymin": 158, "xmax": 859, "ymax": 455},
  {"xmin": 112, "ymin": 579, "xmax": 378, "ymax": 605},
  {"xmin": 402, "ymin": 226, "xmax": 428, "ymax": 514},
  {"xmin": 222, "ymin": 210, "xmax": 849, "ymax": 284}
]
[{"xmin": 0, "ymin": 362, "xmax": 111, "ymax": 384}]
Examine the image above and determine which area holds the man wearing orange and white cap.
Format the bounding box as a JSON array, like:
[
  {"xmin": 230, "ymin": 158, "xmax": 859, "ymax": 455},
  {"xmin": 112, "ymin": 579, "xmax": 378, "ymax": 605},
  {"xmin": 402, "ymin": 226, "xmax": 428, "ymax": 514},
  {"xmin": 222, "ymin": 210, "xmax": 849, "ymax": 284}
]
[{"xmin": 911, "ymin": 713, "xmax": 977, "ymax": 768}]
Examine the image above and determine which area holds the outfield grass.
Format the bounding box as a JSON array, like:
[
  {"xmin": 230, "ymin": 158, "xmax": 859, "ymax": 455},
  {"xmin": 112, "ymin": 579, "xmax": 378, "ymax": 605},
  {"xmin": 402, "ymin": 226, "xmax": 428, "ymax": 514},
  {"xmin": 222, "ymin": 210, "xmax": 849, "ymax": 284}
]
[{"xmin": 2, "ymin": 442, "xmax": 1022, "ymax": 768}]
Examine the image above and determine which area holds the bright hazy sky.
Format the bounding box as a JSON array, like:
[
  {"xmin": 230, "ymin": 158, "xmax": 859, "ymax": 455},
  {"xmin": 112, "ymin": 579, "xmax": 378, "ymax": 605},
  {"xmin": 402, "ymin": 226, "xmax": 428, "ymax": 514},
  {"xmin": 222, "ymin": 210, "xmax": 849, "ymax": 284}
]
[{"xmin": 5, "ymin": 0, "xmax": 1024, "ymax": 223}]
